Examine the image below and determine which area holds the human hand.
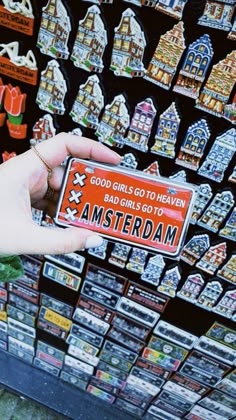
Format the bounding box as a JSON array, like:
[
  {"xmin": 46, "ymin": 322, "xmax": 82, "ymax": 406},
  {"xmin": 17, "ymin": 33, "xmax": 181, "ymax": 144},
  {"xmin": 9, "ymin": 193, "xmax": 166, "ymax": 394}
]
[{"xmin": 0, "ymin": 133, "xmax": 121, "ymax": 255}]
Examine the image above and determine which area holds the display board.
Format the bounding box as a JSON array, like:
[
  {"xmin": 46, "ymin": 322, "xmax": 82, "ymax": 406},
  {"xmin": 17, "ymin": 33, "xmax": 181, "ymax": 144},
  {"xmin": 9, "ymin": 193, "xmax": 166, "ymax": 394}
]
[{"xmin": 0, "ymin": 1, "xmax": 235, "ymax": 419}]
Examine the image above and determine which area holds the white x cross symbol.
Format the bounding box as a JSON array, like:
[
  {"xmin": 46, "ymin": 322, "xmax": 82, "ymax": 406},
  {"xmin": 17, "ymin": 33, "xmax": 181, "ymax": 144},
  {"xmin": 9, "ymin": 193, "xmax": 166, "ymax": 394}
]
[
  {"xmin": 65, "ymin": 207, "xmax": 78, "ymax": 221},
  {"xmin": 69, "ymin": 190, "xmax": 83, "ymax": 204},
  {"xmin": 73, "ymin": 172, "xmax": 87, "ymax": 187}
]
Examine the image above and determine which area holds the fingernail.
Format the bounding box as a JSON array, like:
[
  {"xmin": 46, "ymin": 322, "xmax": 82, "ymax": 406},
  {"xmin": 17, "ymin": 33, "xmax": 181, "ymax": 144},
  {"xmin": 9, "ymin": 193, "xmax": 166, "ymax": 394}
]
[{"xmin": 85, "ymin": 235, "xmax": 103, "ymax": 249}]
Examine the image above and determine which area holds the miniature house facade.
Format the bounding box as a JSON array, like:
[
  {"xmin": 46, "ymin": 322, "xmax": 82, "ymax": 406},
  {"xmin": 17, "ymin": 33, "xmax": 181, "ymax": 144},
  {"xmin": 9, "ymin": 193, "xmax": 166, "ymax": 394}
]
[
  {"xmin": 155, "ymin": 0, "xmax": 188, "ymax": 20},
  {"xmin": 110, "ymin": 8, "xmax": 146, "ymax": 78},
  {"xmin": 30, "ymin": 114, "xmax": 56, "ymax": 144},
  {"xmin": 180, "ymin": 234, "xmax": 210, "ymax": 265},
  {"xmin": 151, "ymin": 102, "xmax": 180, "ymax": 158},
  {"xmin": 196, "ymin": 242, "xmax": 227, "ymax": 275},
  {"xmin": 197, "ymin": 191, "xmax": 234, "ymax": 232},
  {"xmin": 190, "ymin": 183, "xmax": 213, "ymax": 224},
  {"xmin": 198, "ymin": 1, "xmax": 234, "ymax": 31},
  {"xmin": 217, "ymin": 254, "xmax": 236, "ymax": 284}
]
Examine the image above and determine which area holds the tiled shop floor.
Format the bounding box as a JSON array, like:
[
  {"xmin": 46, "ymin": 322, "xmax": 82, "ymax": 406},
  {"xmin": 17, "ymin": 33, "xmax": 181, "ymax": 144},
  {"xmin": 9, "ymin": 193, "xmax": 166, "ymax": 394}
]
[{"xmin": 0, "ymin": 387, "xmax": 69, "ymax": 420}]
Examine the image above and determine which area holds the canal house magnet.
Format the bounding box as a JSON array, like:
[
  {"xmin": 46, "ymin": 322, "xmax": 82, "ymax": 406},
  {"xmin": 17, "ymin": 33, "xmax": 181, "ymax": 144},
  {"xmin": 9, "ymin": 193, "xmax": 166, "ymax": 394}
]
[
  {"xmin": 196, "ymin": 242, "xmax": 227, "ymax": 275},
  {"xmin": 175, "ymin": 119, "xmax": 211, "ymax": 171},
  {"xmin": 223, "ymin": 93, "xmax": 236, "ymax": 125},
  {"xmin": 119, "ymin": 152, "xmax": 138, "ymax": 169},
  {"xmin": 70, "ymin": 6, "xmax": 107, "ymax": 73},
  {"xmin": 70, "ymin": 75, "xmax": 104, "ymax": 129},
  {"xmin": 30, "ymin": 114, "xmax": 56, "ymax": 145},
  {"xmin": 141, "ymin": 254, "xmax": 165, "ymax": 286},
  {"xmin": 108, "ymin": 243, "xmax": 131, "ymax": 268},
  {"xmin": 197, "ymin": 191, "xmax": 235, "ymax": 233},
  {"xmin": 126, "ymin": 247, "xmax": 148, "ymax": 274},
  {"xmin": 110, "ymin": 8, "xmax": 146, "ymax": 78},
  {"xmin": 219, "ymin": 207, "xmax": 236, "ymax": 242},
  {"xmin": 144, "ymin": 22, "xmax": 185, "ymax": 90},
  {"xmin": 143, "ymin": 161, "xmax": 160, "ymax": 177},
  {"xmin": 0, "ymin": 0, "xmax": 34, "ymax": 35},
  {"xmin": 151, "ymin": 102, "xmax": 180, "ymax": 158},
  {"xmin": 177, "ymin": 273, "xmax": 205, "ymax": 303},
  {"xmin": 180, "ymin": 233, "xmax": 210, "ymax": 265},
  {"xmin": 155, "ymin": 0, "xmax": 189, "ymax": 20},
  {"xmin": 228, "ymin": 16, "xmax": 236, "ymax": 40},
  {"xmin": 217, "ymin": 254, "xmax": 236, "ymax": 285},
  {"xmin": 198, "ymin": 1, "xmax": 235, "ymax": 32},
  {"xmin": 37, "ymin": 0, "xmax": 71, "ymax": 59},
  {"xmin": 157, "ymin": 265, "xmax": 181, "ymax": 297},
  {"xmin": 196, "ymin": 280, "xmax": 223, "ymax": 311},
  {"xmin": 173, "ymin": 34, "xmax": 214, "ymax": 100},
  {"xmin": 212, "ymin": 289, "xmax": 236, "ymax": 319},
  {"xmin": 190, "ymin": 184, "xmax": 213, "ymax": 225}
]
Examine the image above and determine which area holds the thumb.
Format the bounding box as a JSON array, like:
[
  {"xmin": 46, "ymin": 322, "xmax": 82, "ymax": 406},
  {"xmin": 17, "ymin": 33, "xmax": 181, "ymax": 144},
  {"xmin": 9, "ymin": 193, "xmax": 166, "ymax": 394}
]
[{"xmin": 15, "ymin": 224, "xmax": 104, "ymax": 255}]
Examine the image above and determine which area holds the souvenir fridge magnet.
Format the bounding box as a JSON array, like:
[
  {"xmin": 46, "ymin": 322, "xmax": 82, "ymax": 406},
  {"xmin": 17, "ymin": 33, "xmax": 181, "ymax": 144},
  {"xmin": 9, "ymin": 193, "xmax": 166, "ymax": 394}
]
[
  {"xmin": 119, "ymin": 152, "xmax": 138, "ymax": 169},
  {"xmin": 87, "ymin": 239, "xmax": 108, "ymax": 260},
  {"xmin": 229, "ymin": 165, "xmax": 236, "ymax": 183},
  {"xmin": 175, "ymin": 118, "xmax": 211, "ymax": 171},
  {"xmin": 177, "ymin": 273, "xmax": 205, "ymax": 303},
  {"xmin": 212, "ymin": 289, "xmax": 236, "ymax": 319},
  {"xmin": 110, "ymin": 8, "xmax": 146, "ymax": 78},
  {"xmin": 217, "ymin": 254, "xmax": 236, "ymax": 285},
  {"xmin": 0, "ymin": 0, "xmax": 34, "ymax": 36},
  {"xmin": 36, "ymin": 60, "xmax": 67, "ymax": 115},
  {"xmin": 228, "ymin": 16, "xmax": 236, "ymax": 40},
  {"xmin": 195, "ymin": 50, "xmax": 236, "ymax": 117},
  {"xmin": 196, "ymin": 242, "xmax": 227, "ymax": 275},
  {"xmin": 198, "ymin": 128, "xmax": 236, "ymax": 183},
  {"xmin": 144, "ymin": 22, "xmax": 185, "ymax": 90},
  {"xmin": 197, "ymin": 190, "xmax": 234, "ymax": 233},
  {"xmin": 0, "ymin": 77, "xmax": 6, "ymax": 127},
  {"xmin": 155, "ymin": 0, "xmax": 188, "ymax": 20},
  {"xmin": 180, "ymin": 233, "xmax": 210, "ymax": 265},
  {"xmin": 37, "ymin": 0, "xmax": 71, "ymax": 59},
  {"xmin": 198, "ymin": 1, "xmax": 235, "ymax": 31},
  {"xmin": 151, "ymin": 102, "xmax": 181, "ymax": 159},
  {"xmin": 124, "ymin": 98, "xmax": 156, "ymax": 152},
  {"xmin": 173, "ymin": 34, "xmax": 214, "ymax": 100},
  {"xmin": 4, "ymin": 84, "xmax": 27, "ymax": 139},
  {"xmin": 143, "ymin": 161, "xmax": 160, "ymax": 177},
  {"xmin": 71, "ymin": 6, "xmax": 107, "ymax": 73},
  {"xmin": 196, "ymin": 280, "xmax": 223, "ymax": 311},
  {"xmin": 157, "ymin": 265, "xmax": 181, "ymax": 297},
  {"xmin": 169, "ymin": 170, "xmax": 187, "ymax": 182},
  {"xmin": 30, "ymin": 114, "xmax": 56, "ymax": 145},
  {"xmin": 223, "ymin": 93, "xmax": 236, "ymax": 125},
  {"xmin": 140, "ymin": 254, "xmax": 165, "ymax": 286},
  {"xmin": 0, "ymin": 41, "xmax": 37, "ymax": 85},
  {"xmin": 108, "ymin": 243, "xmax": 131, "ymax": 268},
  {"xmin": 95, "ymin": 94, "xmax": 130, "ymax": 147},
  {"xmin": 70, "ymin": 75, "xmax": 104, "ymax": 129},
  {"xmin": 126, "ymin": 247, "xmax": 148, "ymax": 274},
  {"xmin": 219, "ymin": 207, "xmax": 236, "ymax": 241},
  {"xmin": 190, "ymin": 183, "xmax": 213, "ymax": 225}
]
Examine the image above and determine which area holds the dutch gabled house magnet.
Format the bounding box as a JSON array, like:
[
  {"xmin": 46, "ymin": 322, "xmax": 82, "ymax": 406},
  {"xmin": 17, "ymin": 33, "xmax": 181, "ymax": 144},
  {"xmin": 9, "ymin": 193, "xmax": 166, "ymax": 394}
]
[
  {"xmin": 88, "ymin": 239, "xmax": 108, "ymax": 260},
  {"xmin": 198, "ymin": 0, "xmax": 235, "ymax": 32},
  {"xmin": 195, "ymin": 50, "xmax": 236, "ymax": 117},
  {"xmin": 155, "ymin": 0, "xmax": 188, "ymax": 20},
  {"xmin": 119, "ymin": 152, "xmax": 138, "ymax": 169},
  {"xmin": 124, "ymin": 98, "xmax": 156, "ymax": 152},
  {"xmin": 228, "ymin": 16, "xmax": 236, "ymax": 39},
  {"xmin": 70, "ymin": 6, "xmax": 107, "ymax": 73},
  {"xmin": 157, "ymin": 265, "xmax": 181, "ymax": 297},
  {"xmin": 0, "ymin": 0, "xmax": 34, "ymax": 36},
  {"xmin": 151, "ymin": 102, "xmax": 180, "ymax": 158},
  {"xmin": 36, "ymin": 59, "xmax": 67, "ymax": 115},
  {"xmin": 212, "ymin": 289, "xmax": 236, "ymax": 318},
  {"xmin": 37, "ymin": 0, "xmax": 71, "ymax": 59},
  {"xmin": 198, "ymin": 128, "xmax": 236, "ymax": 183},
  {"xmin": 30, "ymin": 114, "xmax": 56, "ymax": 145},
  {"xmin": 196, "ymin": 280, "xmax": 223, "ymax": 311},
  {"xmin": 197, "ymin": 190, "xmax": 235, "ymax": 233},
  {"xmin": 196, "ymin": 242, "xmax": 227, "ymax": 275},
  {"xmin": 223, "ymin": 93, "xmax": 236, "ymax": 125},
  {"xmin": 175, "ymin": 118, "xmax": 211, "ymax": 171},
  {"xmin": 169, "ymin": 169, "xmax": 187, "ymax": 182},
  {"xmin": 190, "ymin": 183, "xmax": 213, "ymax": 225},
  {"xmin": 217, "ymin": 254, "xmax": 236, "ymax": 285},
  {"xmin": 143, "ymin": 161, "xmax": 160, "ymax": 177},
  {"xmin": 219, "ymin": 206, "xmax": 236, "ymax": 241},
  {"xmin": 177, "ymin": 273, "xmax": 205, "ymax": 302},
  {"xmin": 180, "ymin": 233, "xmax": 210, "ymax": 265},
  {"xmin": 144, "ymin": 22, "xmax": 185, "ymax": 90},
  {"xmin": 95, "ymin": 94, "xmax": 130, "ymax": 147},
  {"xmin": 126, "ymin": 247, "xmax": 148, "ymax": 274},
  {"xmin": 110, "ymin": 8, "xmax": 146, "ymax": 78},
  {"xmin": 108, "ymin": 243, "xmax": 131, "ymax": 268},
  {"xmin": 141, "ymin": 254, "xmax": 165, "ymax": 286},
  {"xmin": 173, "ymin": 34, "xmax": 214, "ymax": 100},
  {"xmin": 70, "ymin": 75, "xmax": 104, "ymax": 129}
]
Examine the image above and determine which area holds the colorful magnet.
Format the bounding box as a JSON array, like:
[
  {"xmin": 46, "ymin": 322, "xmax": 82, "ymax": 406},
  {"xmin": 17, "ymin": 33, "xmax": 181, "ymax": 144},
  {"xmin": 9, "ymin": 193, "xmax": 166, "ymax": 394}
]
[
  {"xmin": 217, "ymin": 254, "xmax": 236, "ymax": 285},
  {"xmin": 180, "ymin": 233, "xmax": 210, "ymax": 265},
  {"xmin": 198, "ymin": 1, "xmax": 235, "ymax": 32},
  {"xmin": 4, "ymin": 84, "xmax": 27, "ymax": 139},
  {"xmin": 37, "ymin": 0, "xmax": 71, "ymax": 59},
  {"xmin": 195, "ymin": 50, "xmax": 236, "ymax": 117},
  {"xmin": 223, "ymin": 93, "xmax": 236, "ymax": 125},
  {"xmin": 151, "ymin": 102, "xmax": 180, "ymax": 158},
  {"xmin": 198, "ymin": 128, "xmax": 236, "ymax": 183},
  {"xmin": 228, "ymin": 16, "xmax": 236, "ymax": 40},
  {"xmin": 212, "ymin": 289, "xmax": 236, "ymax": 319},
  {"xmin": 110, "ymin": 8, "xmax": 146, "ymax": 78},
  {"xmin": 196, "ymin": 280, "xmax": 223, "ymax": 311},
  {"xmin": 36, "ymin": 59, "xmax": 67, "ymax": 115},
  {"xmin": 219, "ymin": 207, "xmax": 236, "ymax": 242},
  {"xmin": 190, "ymin": 183, "xmax": 213, "ymax": 225},
  {"xmin": 126, "ymin": 247, "xmax": 148, "ymax": 274},
  {"xmin": 108, "ymin": 243, "xmax": 131, "ymax": 268},
  {"xmin": 229, "ymin": 165, "xmax": 236, "ymax": 183},
  {"xmin": 2, "ymin": 150, "xmax": 16, "ymax": 162},
  {"xmin": 143, "ymin": 161, "xmax": 160, "ymax": 177},
  {"xmin": 144, "ymin": 22, "xmax": 185, "ymax": 90},
  {"xmin": 0, "ymin": 41, "xmax": 37, "ymax": 85},
  {"xmin": 0, "ymin": 77, "xmax": 6, "ymax": 127},
  {"xmin": 70, "ymin": 75, "xmax": 104, "ymax": 129},
  {"xmin": 69, "ymin": 128, "xmax": 83, "ymax": 136},
  {"xmin": 88, "ymin": 239, "xmax": 108, "ymax": 260},
  {"xmin": 175, "ymin": 119, "xmax": 211, "ymax": 171},
  {"xmin": 140, "ymin": 254, "xmax": 165, "ymax": 286},
  {"xmin": 173, "ymin": 34, "xmax": 214, "ymax": 99},
  {"xmin": 155, "ymin": 0, "xmax": 188, "ymax": 20},
  {"xmin": 71, "ymin": 6, "xmax": 107, "ymax": 73},
  {"xmin": 197, "ymin": 190, "xmax": 234, "ymax": 233},
  {"xmin": 119, "ymin": 152, "xmax": 138, "ymax": 169},
  {"xmin": 196, "ymin": 242, "xmax": 227, "ymax": 275},
  {"xmin": 124, "ymin": 98, "xmax": 156, "ymax": 152},
  {"xmin": 95, "ymin": 94, "xmax": 130, "ymax": 147},
  {"xmin": 32, "ymin": 208, "xmax": 44, "ymax": 226},
  {"xmin": 0, "ymin": 0, "xmax": 34, "ymax": 36},
  {"xmin": 157, "ymin": 265, "xmax": 181, "ymax": 297},
  {"xmin": 30, "ymin": 114, "xmax": 56, "ymax": 145},
  {"xmin": 169, "ymin": 170, "xmax": 187, "ymax": 182},
  {"xmin": 177, "ymin": 273, "xmax": 205, "ymax": 302}
]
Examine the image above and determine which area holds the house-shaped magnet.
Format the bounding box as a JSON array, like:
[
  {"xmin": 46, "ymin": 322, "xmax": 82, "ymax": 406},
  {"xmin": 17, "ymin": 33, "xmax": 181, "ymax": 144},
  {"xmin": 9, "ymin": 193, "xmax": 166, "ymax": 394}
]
[
  {"xmin": 157, "ymin": 265, "xmax": 181, "ymax": 297},
  {"xmin": 151, "ymin": 102, "xmax": 180, "ymax": 158},
  {"xmin": 108, "ymin": 243, "xmax": 131, "ymax": 268},
  {"xmin": 180, "ymin": 233, "xmax": 210, "ymax": 265},
  {"xmin": 126, "ymin": 247, "xmax": 148, "ymax": 274},
  {"xmin": 119, "ymin": 152, "xmax": 138, "ymax": 169},
  {"xmin": 198, "ymin": 128, "xmax": 236, "ymax": 183},
  {"xmin": 155, "ymin": 0, "xmax": 188, "ymax": 20},
  {"xmin": 196, "ymin": 51, "xmax": 236, "ymax": 117},
  {"xmin": 196, "ymin": 280, "xmax": 223, "ymax": 311},
  {"xmin": 95, "ymin": 94, "xmax": 130, "ymax": 147},
  {"xmin": 196, "ymin": 242, "xmax": 227, "ymax": 275},
  {"xmin": 212, "ymin": 289, "xmax": 236, "ymax": 319},
  {"xmin": 223, "ymin": 93, "xmax": 236, "ymax": 125},
  {"xmin": 70, "ymin": 6, "xmax": 107, "ymax": 73},
  {"xmin": 169, "ymin": 170, "xmax": 187, "ymax": 182},
  {"xmin": 198, "ymin": 1, "xmax": 235, "ymax": 32},
  {"xmin": 0, "ymin": 0, "xmax": 34, "ymax": 36},
  {"xmin": 30, "ymin": 114, "xmax": 56, "ymax": 145},
  {"xmin": 173, "ymin": 34, "xmax": 214, "ymax": 99},
  {"xmin": 190, "ymin": 184, "xmax": 213, "ymax": 225},
  {"xmin": 110, "ymin": 8, "xmax": 146, "ymax": 78},
  {"xmin": 144, "ymin": 22, "xmax": 185, "ymax": 90},
  {"xmin": 175, "ymin": 118, "xmax": 211, "ymax": 171},
  {"xmin": 228, "ymin": 16, "xmax": 236, "ymax": 40},
  {"xmin": 70, "ymin": 75, "xmax": 104, "ymax": 129},
  {"xmin": 37, "ymin": 0, "xmax": 71, "ymax": 59},
  {"xmin": 197, "ymin": 190, "xmax": 234, "ymax": 233},
  {"xmin": 177, "ymin": 273, "xmax": 205, "ymax": 302},
  {"xmin": 36, "ymin": 59, "xmax": 67, "ymax": 115},
  {"xmin": 219, "ymin": 207, "xmax": 236, "ymax": 241},
  {"xmin": 141, "ymin": 254, "xmax": 165, "ymax": 286},
  {"xmin": 88, "ymin": 239, "xmax": 108, "ymax": 260},
  {"xmin": 229, "ymin": 166, "xmax": 236, "ymax": 183},
  {"xmin": 124, "ymin": 98, "xmax": 156, "ymax": 152},
  {"xmin": 217, "ymin": 254, "xmax": 236, "ymax": 285},
  {"xmin": 143, "ymin": 161, "xmax": 160, "ymax": 177}
]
